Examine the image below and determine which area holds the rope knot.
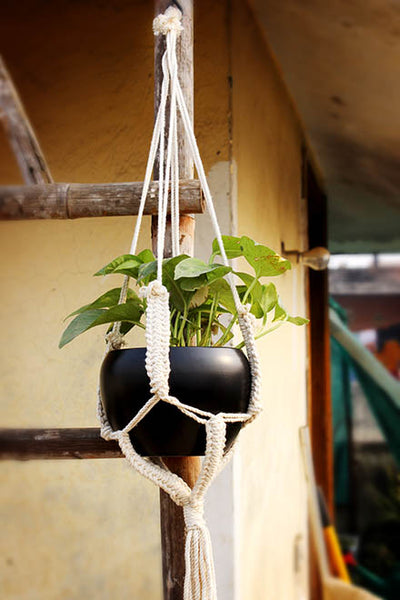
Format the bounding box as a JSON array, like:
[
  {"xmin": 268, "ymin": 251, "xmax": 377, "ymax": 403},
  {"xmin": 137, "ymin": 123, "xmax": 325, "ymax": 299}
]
[
  {"xmin": 237, "ymin": 303, "xmax": 250, "ymax": 317},
  {"xmin": 140, "ymin": 280, "xmax": 168, "ymax": 299},
  {"xmin": 150, "ymin": 383, "xmax": 170, "ymax": 401},
  {"xmin": 153, "ymin": 6, "xmax": 183, "ymax": 36},
  {"xmin": 105, "ymin": 331, "xmax": 126, "ymax": 350},
  {"xmin": 183, "ymin": 502, "xmax": 206, "ymax": 530},
  {"xmin": 237, "ymin": 303, "xmax": 258, "ymax": 333}
]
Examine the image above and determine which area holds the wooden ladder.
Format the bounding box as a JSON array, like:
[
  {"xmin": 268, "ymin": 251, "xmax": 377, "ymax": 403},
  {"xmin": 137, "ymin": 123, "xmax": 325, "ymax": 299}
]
[{"xmin": 0, "ymin": 2, "xmax": 201, "ymax": 599}]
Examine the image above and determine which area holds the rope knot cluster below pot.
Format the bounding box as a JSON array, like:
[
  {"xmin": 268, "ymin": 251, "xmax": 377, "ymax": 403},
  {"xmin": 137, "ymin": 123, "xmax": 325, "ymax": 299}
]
[{"xmin": 184, "ymin": 502, "xmax": 206, "ymax": 531}]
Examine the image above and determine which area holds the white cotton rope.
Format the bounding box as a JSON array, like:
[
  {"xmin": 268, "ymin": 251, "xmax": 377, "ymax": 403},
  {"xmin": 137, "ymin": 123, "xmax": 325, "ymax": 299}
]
[{"xmin": 96, "ymin": 7, "xmax": 262, "ymax": 599}]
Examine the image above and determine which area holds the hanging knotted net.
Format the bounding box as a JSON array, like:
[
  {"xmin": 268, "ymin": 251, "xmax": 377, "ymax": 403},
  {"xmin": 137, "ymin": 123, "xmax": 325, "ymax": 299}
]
[{"xmin": 96, "ymin": 8, "xmax": 262, "ymax": 599}]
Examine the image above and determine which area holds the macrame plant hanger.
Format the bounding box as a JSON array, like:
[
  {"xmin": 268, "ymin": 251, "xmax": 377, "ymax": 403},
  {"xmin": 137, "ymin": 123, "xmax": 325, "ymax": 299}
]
[{"xmin": 96, "ymin": 8, "xmax": 262, "ymax": 600}]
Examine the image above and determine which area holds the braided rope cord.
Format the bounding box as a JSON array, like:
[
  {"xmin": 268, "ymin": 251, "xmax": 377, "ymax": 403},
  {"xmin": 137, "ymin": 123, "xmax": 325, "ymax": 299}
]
[{"xmin": 96, "ymin": 7, "xmax": 262, "ymax": 599}]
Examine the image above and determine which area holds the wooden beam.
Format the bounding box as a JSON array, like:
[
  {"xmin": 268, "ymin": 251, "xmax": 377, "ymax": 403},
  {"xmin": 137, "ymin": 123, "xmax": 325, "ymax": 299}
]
[
  {"xmin": 306, "ymin": 161, "xmax": 334, "ymax": 514},
  {"xmin": 0, "ymin": 428, "xmax": 122, "ymax": 460},
  {"xmin": 0, "ymin": 56, "xmax": 53, "ymax": 184},
  {"xmin": 0, "ymin": 180, "xmax": 204, "ymax": 220},
  {"xmin": 153, "ymin": 3, "xmax": 200, "ymax": 600}
]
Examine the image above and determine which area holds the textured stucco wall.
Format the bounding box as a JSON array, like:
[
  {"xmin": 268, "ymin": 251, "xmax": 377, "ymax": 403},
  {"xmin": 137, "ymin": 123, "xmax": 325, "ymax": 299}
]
[
  {"xmin": 0, "ymin": 1, "xmax": 308, "ymax": 598},
  {"xmin": 231, "ymin": 2, "xmax": 309, "ymax": 599},
  {"xmin": 0, "ymin": 1, "xmax": 230, "ymax": 598}
]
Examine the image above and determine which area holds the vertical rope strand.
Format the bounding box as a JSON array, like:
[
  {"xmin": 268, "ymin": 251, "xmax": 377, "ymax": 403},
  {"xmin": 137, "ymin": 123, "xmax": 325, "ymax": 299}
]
[{"xmin": 130, "ymin": 51, "xmax": 170, "ymax": 257}]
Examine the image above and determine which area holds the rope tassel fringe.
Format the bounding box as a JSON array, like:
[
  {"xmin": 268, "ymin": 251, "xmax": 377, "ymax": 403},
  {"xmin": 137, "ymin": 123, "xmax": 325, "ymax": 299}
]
[{"xmin": 184, "ymin": 505, "xmax": 217, "ymax": 600}]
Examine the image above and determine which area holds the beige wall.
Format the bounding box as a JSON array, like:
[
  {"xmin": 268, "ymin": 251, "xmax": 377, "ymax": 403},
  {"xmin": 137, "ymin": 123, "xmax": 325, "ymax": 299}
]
[
  {"xmin": 0, "ymin": 2, "xmax": 230, "ymax": 599},
  {"xmin": 0, "ymin": 1, "xmax": 308, "ymax": 598},
  {"xmin": 232, "ymin": 2, "xmax": 308, "ymax": 598}
]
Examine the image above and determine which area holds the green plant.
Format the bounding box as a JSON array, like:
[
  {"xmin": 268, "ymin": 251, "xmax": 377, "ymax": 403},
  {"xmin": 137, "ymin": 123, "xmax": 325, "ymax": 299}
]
[{"xmin": 59, "ymin": 235, "xmax": 308, "ymax": 349}]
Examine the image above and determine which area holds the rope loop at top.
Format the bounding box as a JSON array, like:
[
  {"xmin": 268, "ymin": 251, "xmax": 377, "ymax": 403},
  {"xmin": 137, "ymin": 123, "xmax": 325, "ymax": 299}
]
[{"xmin": 153, "ymin": 6, "xmax": 183, "ymax": 36}]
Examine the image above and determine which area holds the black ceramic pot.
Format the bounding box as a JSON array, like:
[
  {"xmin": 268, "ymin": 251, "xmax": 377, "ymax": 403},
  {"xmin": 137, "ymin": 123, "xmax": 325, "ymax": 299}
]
[{"xmin": 100, "ymin": 347, "xmax": 251, "ymax": 457}]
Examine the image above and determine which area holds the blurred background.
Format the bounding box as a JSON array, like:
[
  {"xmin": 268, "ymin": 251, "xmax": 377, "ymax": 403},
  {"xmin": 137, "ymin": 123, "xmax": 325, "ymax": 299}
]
[{"xmin": 252, "ymin": 1, "xmax": 400, "ymax": 596}]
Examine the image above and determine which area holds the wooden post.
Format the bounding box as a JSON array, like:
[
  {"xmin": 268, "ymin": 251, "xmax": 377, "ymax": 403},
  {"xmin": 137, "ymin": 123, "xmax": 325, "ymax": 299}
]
[
  {"xmin": 153, "ymin": 2, "xmax": 201, "ymax": 599},
  {"xmin": 0, "ymin": 57, "xmax": 53, "ymax": 184},
  {"xmin": 305, "ymin": 156, "xmax": 333, "ymax": 600},
  {"xmin": 306, "ymin": 159, "xmax": 333, "ymax": 512}
]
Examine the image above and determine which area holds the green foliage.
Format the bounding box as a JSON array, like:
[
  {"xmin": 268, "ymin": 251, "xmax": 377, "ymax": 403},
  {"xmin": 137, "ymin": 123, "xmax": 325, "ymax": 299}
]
[
  {"xmin": 59, "ymin": 298, "xmax": 144, "ymax": 348},
  {"xmin": 60, "ymin": 235, "xmax": 308, "ymax": 348},
  {"xmin": 212, "ymin": 235, "xmax": 291, "ymax": 276}
]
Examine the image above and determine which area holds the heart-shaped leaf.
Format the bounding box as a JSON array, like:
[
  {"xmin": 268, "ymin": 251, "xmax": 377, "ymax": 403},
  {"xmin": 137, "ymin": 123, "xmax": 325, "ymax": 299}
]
[
  {"xmin": 162, "ymin": 255, "xmax": 192, "ymax": 313},
  {"xmin": 239, "ymin": 236, "xmax": 291, "ymax": 277},
  {"xmin": 213, "ymin": 236, "xmax": 290, "ymax": 277},
  {"xmin": 137, "ymin": 249, "xmax": 155, "ymax": 263},
  {"xmin": 90, "ymin": 303, "xmax": 144, "ymax": 326},
  {"xmin": 174, "ymin": 257, "xmax": 212, "ymax": 279},
  {"xmin": 212, "ymin": 235, "xmax": 243, "ymax": 259},
  {"xmin": 94, "ymin": 254, "xmax": 143, "ymax": 278},
  {"xmin": 59, "ymin": 309, "xmax": 105, "ymax": 348},
  {"xmin": 66, "ymin": 287, "xmax": 140, "ymax": 318},
  {"xmin": 175, "ymin": 258, "xmax": 231, "ymax": 280},
  {"xmin": 59, "ymin": 303, "xmax": 144, "ymax": 348}
]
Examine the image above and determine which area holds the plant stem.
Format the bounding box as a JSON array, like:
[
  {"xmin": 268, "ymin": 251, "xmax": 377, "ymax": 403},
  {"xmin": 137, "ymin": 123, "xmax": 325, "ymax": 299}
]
[
  {"xmin": 177, "ymin": 306, "xmax": 188, "ymax": 346},
  {"xmin": 215, "ymin": 311, "xmax": 238, "ymax": 347},
  {"xmin": 242, "ymin": 276, "xmax": 257, "ymax": 304},
  {"xmin": 202, "ymin": 296, "xmax": 217, "ymax": 346},
  {"xmin": 169, "ymin": 308, "xmax": 176, "ymax": 339},
  {"xmin": 173, "ymin": 310, "xmax": 180, "ymax": 341},
  {"xmin": 196, "ymin": 311, "xmax": 201, "ymax": 346}
]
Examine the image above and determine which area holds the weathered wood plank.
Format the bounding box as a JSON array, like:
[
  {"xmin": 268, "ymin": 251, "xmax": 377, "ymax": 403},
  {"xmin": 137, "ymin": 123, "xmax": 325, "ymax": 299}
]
[
  {"xmin": 160, "ymin": 456, "xmax": 201, "ymax": 597},
  {"xmin": 0, "ymin": 56, "xmax": 53, "ymax": 184},
  {"xmin": 0, "ymin": 428, "xmax": 122, "ymax": 460},
  {"xmin": 0, "ymin": 180, "xmax": 204, "ymax": 220},
  {"xmin": 153, "ymin": 3, "xmax": 200, "ymax": 600}
]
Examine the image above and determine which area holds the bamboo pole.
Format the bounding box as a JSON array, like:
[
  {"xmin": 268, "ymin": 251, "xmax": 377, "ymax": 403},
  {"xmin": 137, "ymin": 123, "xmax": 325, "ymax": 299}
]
[
  {"xmin": 0, "ymin": 57, "xmax": 53, "ymax": 184},
  {"xmin": 153, "ymin": 3, "xmax": 201, "ymax": 599},
  {"xmin": 0, "ymin": 180, "xmax": 204, "ymax": 220},
  {"xmin": 0, "ymin": 428, "xmax": 122, "ymax": 460}
]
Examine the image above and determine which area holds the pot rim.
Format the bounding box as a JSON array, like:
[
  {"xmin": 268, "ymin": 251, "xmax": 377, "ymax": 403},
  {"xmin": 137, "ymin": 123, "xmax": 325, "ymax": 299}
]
[{"xmin": 108, "ymin": 346, "xmax": 246, "ymax": 353}]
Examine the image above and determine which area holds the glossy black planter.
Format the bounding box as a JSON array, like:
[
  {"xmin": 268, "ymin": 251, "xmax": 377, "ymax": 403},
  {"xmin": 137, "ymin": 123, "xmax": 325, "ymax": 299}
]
[{"xmin": 100, "ymin": 347, "xmax": 251, "ymax": 457}]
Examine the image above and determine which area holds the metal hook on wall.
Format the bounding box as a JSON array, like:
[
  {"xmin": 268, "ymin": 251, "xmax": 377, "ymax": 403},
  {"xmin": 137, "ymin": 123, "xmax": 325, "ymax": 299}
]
[{"xmin": 281, "ymin": 242, "xmax": 330, "ymax": 271}]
